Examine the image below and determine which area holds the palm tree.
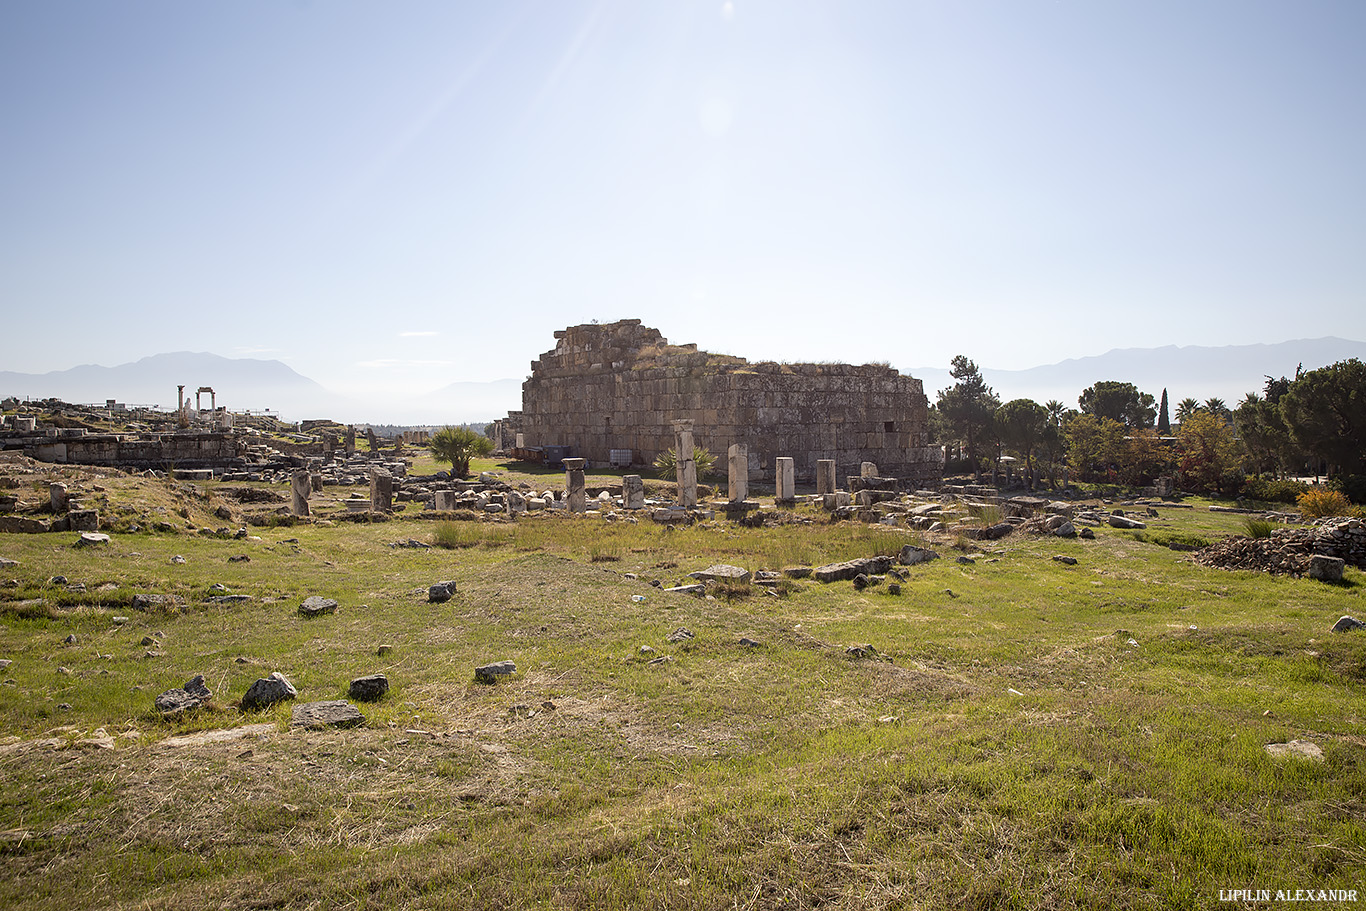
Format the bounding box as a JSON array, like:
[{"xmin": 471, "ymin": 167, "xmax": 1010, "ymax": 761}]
[
  {"xmin": 428, "ymin": 426, "xmax": 493, "ymax": 479},
  {"xmin": 1044, "ymin": 400, "xmax": 1068, "ymax": 428},
  {"xmin": 1175, "ymin": 397, "xmax": 1201, "ymax": 423},
  {"xmin": 1204, "ymin": 398, "xmax": 1230, "ymax": 423}
]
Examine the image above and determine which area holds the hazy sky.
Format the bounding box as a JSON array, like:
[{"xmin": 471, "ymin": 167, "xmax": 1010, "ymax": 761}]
[{"xmin": 4, "ymin": 0, "xmax": 1364, "ymax": 408}]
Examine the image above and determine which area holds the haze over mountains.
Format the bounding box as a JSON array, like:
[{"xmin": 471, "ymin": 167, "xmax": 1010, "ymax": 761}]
[
  {"xmin": 3, "ymin": 338, "xmax": 1362, "ymax": 426},
  {"xmin": 908, "ymin": 337, "xmax": 1366, "ymax": 411}
]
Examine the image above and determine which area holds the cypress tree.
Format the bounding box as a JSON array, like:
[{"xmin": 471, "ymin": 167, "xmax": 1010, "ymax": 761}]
[{"xmin": 1157, "ymin": 388, "xmax": 1171, "ymax": 435}]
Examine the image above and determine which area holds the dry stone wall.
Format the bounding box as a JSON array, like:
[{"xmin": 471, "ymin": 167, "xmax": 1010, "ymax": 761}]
[
  {"xmin": 3, "ymin": 431, "xmax": 243, "ymax": 470},
  {"xmin": 505, "ymin": 320, "xmax": 943, "ymax": 485}
]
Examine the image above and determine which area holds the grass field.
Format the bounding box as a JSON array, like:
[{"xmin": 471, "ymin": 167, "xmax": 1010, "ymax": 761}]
[{"xmin": 1, "ymin": 460, "xmax": 1363, "ymax": 909}]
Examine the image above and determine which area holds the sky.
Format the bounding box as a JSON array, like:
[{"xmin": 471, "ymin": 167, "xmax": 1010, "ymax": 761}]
[{"xmin": 3, "ymin": 0, "xmax": 1364, "ymax": 414}]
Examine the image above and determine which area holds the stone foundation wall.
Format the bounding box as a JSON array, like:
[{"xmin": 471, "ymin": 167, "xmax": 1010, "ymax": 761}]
[
  {"xmin": 506, "ymin": 321, "xmax": 943, "ymax": 486},
  {"xmin": 1, "ymin": 432, "xmax": 244, "ymax": 469}
]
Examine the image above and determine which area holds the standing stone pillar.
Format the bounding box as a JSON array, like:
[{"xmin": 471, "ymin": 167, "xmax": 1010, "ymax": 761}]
[
  {"xmin": 775, "ymin": 457, "xmax": 796, "ymax": 504},
  {"xmin": 370, "ymin": 470, "xmax": 393, "ymax": 512},
  {"xmin": 492, "ymin": 421, "xmax": 504, "ymax": 452},
  {"xmin": 623, "ymin": 475, "xmax": 645, "ymax": 510},
  {"xmin": 861, "ymin": 461, "xmax": 879, "ymax": 478},
  {"xmin": 727, "ymin": 443, "xmax": 748, "ymax": 503},
  {"xmin": 672, "ymin": 420, "xmax": 697, "ymax": 508},
  {"xmin": 49, "ymin": 482, "xmax": 68, "ymax": 514},
  {"xmin": 563, "ymin": 458, "xmax": 586, "ymax": 513},
  {"xmin": 816, "ymin": 459, "xmax": 837, "ymax": 496},
  {"xmin": 291, "ymin": 469, "xmax": 311, "ymax": 517},
  {"xmin": 345, "ymin": 426, "xmax": 356, "ymax": 454},
  {"xmin": 515, "ymin": 433, "xmax": 525, "ymax": 450},
  {"xmin": 310, "ymin": 472, "xmax": 323, "ymax": 493}
]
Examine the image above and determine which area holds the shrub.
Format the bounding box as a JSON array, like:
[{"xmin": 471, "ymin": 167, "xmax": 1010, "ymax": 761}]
[
  {"xmin": 1297, "ymin": 488, "xmax": 1353, "ymax": 519},
  {"xmin": 1218, "ymin": 469, "xmax": 1247, "ymax": 497},
  {"xmin": 652, "ymin": 446, "xmax": 717, "ymax": 481},
  {"xmin": 1242, "ymin": 517, "xmax": 1274, "ymax": 539},
  {"xmin": 1242, "ymin": 477, "xmax": 1309, "ymax": 504},
  {"xmin": 1329, "ymin": 474, "xmax": 1366, "ymax": 505},
  {"xmin": 429, "ymin": 427, "xmax": 494, "ymax": 480}
]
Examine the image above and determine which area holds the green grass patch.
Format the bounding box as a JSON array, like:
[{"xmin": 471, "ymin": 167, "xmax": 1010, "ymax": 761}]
[{"xmin": 0, "ymin": 472, "xmax": 1364, "ymax": 909}]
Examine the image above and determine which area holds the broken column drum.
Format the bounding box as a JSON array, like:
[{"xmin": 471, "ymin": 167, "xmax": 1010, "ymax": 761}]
[
  {"xmin": 563, "ymin": 457, "xmax": 586, "ymax": 512},
  {"xmin": 775, "ymin": 457, "xmax": 796, "ymax": 503},
  {"xmin": 370, "ymin": 470, "xmax": 393, "ymax": 512},
  {"xmin": 673, "ymin": 419, "xmax": 698, "ymax": 508},
  {"xmin": 291, "ymin": 469, "xmax": 311, "ymax": 517},
  {"xmin": 816, "ymin": 459, "xmax": 837, "ymax": 496},
  {"xmin": 728, "ymin": 443, "xmax": 748, "ymax": 503},
  {"xmin": 623, "ymin": 474, "xmax": 645, "ymax": 510}
]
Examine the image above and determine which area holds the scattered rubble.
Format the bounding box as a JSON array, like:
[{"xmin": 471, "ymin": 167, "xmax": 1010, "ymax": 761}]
[
  {"xmin": 298, "ymin": 596, "xmax": 338, "ymax": 618},
  {"xmin": 240, "ymin": 672, "xmax": 298, "ymax": 710},
  {"xmin": 1192, "ymin": 519, "xmax": 1365, "ymax": 577},
  {"xmin": 349, "ymin": 674, "xmax": 389, "ymax": 702},
  {"xmin": 290, "ymin": 700, "xmax": 364, "ymax": 729},
  {"xmin": 687, "ymin": 564, "xmax": 751, "ymax": 584},
  {"xmin": 154, "ymin": 675, "xmax": 212, "ymax": 717},
  {"xmin": 475, "ymin": 661, "xmax": 516, "ymax": 684}
]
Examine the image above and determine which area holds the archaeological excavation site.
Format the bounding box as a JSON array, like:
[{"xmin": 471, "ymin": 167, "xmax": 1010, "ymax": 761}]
[{"xmin": 1, "ymin": 323, "xmax": 1363, "ymax": 911}]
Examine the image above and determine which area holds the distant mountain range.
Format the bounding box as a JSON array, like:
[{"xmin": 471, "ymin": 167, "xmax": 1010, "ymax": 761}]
[
  {"xmin": 906, "ymin": 337, "xmax": 1366, "ymax": 408},
  {"xmin": 3, "ymin": 338, "xmax": 1363, "ymax": 424},
  {"xmin": 0, "ymin": 353, "xmax": 521, "ymax": 426},
  {"xmin": 0, "ymin": 352, "xmax": 340, "ymax": 416}
]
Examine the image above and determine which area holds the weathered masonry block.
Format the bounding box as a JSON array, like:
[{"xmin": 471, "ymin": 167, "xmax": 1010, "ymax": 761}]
[{"xmin": 504, "ymin": 320, "xmax": 943, "ymax": 486}]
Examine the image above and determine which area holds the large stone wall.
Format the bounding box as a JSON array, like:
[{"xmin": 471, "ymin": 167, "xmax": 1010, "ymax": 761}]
[
  {"xmin": 1, "ymin": 431, "xmax": 244, "ymax": 470},
  {"xmin": 506, "ymin": 320, "xmax": 943, "ymax": 485}
]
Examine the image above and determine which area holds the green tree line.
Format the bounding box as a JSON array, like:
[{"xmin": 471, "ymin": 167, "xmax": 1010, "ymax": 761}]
[{"xmin": 931, "ymin": 357, "xmax": 1366, "ymax": 502}]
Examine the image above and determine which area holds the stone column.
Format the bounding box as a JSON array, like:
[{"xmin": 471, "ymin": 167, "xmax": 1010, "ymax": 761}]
[
  {"xmin": 49, "ymin": 482, "xmax": 68, "ymax": 513},
  {"xmin": 563, "ymin": 457, "xmax": 586, "ymax": 513},
  {"xmin": 816, "ymin": 459, "xmax": 837, "ymax": 495},
  {"xmin": 491, "ymin": 421, "xmax": 503, "ymax": 452},
  {"xmin": 291, "ymin": 469, "xmax": 311, "ymax": 517},
  {"xmin": 623, "ymin": 474, "xmax": 645, "ymax": 509},
  {"xmin": 345, "ymin": 426, "xmax": 356, "ymax": 454},
  {"xmin": 672, "ymin": 420, "xmax": 697, "ymax": 508},
  {"xmin": 775, "ymin": 457, "xmax": 796, "ymax": 504},
  {"xmin": 370, "ymin": 470, "xmax": 393, "ymax": 512},
  {"xmin": 310, "ymin": 472, "xmax": 323, "ymax": 493},
  {"xmin": 861, "ymin": 461, "xmax": 879, "ymax": 478},
  {"xmin": 727, "ymin": 443, "xmax": 748, "ymax": 503}
]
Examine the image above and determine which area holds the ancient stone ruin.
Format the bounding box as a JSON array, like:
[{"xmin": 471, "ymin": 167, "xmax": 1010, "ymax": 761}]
[{"xmin": 502, "ymin": 320, "xmax": 943, "ymax": 485}]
